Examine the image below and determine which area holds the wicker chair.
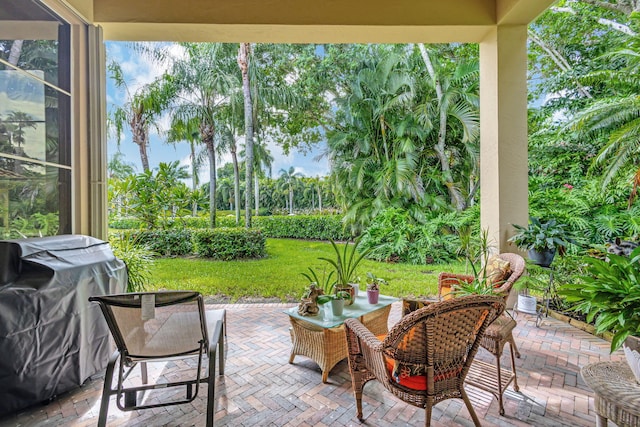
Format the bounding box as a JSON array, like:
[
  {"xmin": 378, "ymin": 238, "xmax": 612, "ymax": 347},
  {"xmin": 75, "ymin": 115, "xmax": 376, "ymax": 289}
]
[
  {"xmin": 438, "ymin": 252, "xmax": 526, "ymax": 415},
  {"xmin": 89, "ymin": 291, "xmax": 226, "ymax": 427},
  {"xmin": 344, "ymin": 295, "xmax": 505, "ymax": 427}
]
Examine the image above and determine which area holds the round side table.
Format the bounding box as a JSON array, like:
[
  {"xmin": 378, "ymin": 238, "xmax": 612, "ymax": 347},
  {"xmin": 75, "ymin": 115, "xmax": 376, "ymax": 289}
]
[{"xmin": 581, "ymin": 361, "xmax": 640, "ymax": 427}]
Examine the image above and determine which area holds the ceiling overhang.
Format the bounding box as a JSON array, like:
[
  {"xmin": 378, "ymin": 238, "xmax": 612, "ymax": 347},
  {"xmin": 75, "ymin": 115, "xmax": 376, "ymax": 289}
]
[{"xmin": 62, "ymin": 0, "xmax": 555, "ymax": 43}]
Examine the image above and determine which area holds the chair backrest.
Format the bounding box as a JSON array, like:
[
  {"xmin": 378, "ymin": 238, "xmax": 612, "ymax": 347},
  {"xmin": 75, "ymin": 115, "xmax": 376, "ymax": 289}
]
[
  {"xmin": 89, "ymin": 291, "xmax": 208, "ymax": 361},
  {"xmin": 492, "ymin": 252, "xmax": 525, "ymax": 297},
  {"xmin": 437, "ymin": 252, "xmax": 526, "ymax": 301},
  {"xmin": 382, "ymin": 295, "xmax": 505, "ymax": 393}
]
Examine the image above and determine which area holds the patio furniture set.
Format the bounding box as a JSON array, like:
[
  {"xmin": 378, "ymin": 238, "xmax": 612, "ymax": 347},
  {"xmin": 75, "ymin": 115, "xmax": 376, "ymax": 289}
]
[{"xmin": 77, "ymin": 250, "xmax": 635, "ymax": 426}]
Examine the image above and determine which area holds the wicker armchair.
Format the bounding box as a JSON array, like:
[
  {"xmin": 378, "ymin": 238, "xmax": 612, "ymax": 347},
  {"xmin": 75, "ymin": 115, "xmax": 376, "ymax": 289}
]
[
  {"xmin": 344, "ymin": 295, "xmax": 505, "ymax": 427},
  {"xmin": 438, "ymin": 252, "xmax": 526, "ymax": 415}
]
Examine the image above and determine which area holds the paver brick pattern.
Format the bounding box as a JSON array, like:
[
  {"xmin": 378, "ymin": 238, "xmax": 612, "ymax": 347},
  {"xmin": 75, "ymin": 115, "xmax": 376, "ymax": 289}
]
[{"xmin": 0, "ymin": 302, "xmax": 623, "ymax": 427}]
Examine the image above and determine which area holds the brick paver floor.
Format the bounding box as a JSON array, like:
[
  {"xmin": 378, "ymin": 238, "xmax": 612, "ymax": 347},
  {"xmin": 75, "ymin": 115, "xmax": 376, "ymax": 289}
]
[{"xmin": 0, "ymin": 302, "xmax": 624, "ymax": 427}]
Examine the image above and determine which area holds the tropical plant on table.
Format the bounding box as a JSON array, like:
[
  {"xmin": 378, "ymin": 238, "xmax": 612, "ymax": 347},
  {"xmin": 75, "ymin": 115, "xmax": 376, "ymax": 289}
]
[
  {"xmin": 318, "ymin": 238, "xmax": 370, "ymax": 305},
  {"xmin": 561, "ymin": 246, "xmax": 640, "ymax": 352}
]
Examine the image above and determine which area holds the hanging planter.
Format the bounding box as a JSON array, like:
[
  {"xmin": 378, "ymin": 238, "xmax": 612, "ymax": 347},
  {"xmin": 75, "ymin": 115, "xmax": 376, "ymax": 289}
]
[{"xmin": 527, "ymin": 248, "xmax": 556, "ymax": 268}]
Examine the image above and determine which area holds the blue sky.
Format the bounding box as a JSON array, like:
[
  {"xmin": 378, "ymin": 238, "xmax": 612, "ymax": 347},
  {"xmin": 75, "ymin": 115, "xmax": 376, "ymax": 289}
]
[{"xmin": 105, "ymin": 42, "xmax": 330, "ymax": 185}]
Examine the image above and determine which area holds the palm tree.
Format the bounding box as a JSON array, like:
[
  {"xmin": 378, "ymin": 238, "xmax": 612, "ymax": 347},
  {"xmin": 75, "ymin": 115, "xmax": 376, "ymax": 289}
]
[
  {"xmin": 108, "ymin": 60, "xmax": 175, "ymax": 172},
  {"xmin": 328, "ymin": 49, "xmax": 425, "ymax": 231},
  {"xmin": 108, "ymin": 152, "xmax": 136, "ymax": 180},
  {"xmin": 415, "ymin": 43, "xmax": 480, "ymax": 211},
  {"xmin": 278, "ymin": 167, "xmax": 303, "ymax": 214},
  {"xmin": 567, "ymin": 23, "xmax": 640, "ymax": 203},
  {"xmin": 238, "ymin": 43, "xmax": 255, "ymax": 227},
  {"xmin": 167, "ymin": 116, "xmax": 207, "ymax": 215},
  {"xmin": 170, "ymin": 42, "xmax": 239, "ymax": 227},
  {"xmin": 244, "ymin": 140, "xmax": 273, "ymax": 215}
]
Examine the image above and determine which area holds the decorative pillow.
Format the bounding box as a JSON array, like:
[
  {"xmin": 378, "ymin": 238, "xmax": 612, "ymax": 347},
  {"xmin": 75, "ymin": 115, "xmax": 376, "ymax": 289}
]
[{"xmin": 484, "ymin": 256, "xmax": 511, "ymax": 286}]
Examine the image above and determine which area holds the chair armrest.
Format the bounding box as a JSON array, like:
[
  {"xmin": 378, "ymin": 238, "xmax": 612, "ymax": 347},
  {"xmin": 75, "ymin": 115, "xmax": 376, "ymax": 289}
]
[
  {"xmin": 344, "ymin": 318, "xmax": 388, "ymax": 381},
  {"xmin": 345, "ymin": 318, "xmax": 384, "ymax": 351}
]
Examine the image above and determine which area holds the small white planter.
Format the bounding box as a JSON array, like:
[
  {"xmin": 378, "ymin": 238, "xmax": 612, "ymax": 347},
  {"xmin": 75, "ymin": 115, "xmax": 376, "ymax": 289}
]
[{"xmin": 516, "ymin": 294, "xmax": 538, "ymax": 314}]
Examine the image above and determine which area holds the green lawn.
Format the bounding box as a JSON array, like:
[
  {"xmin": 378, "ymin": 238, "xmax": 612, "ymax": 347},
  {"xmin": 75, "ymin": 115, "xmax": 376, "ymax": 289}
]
[{"xmin": 149, "ymin": 238, "xmax": 467, "ymax": 301}]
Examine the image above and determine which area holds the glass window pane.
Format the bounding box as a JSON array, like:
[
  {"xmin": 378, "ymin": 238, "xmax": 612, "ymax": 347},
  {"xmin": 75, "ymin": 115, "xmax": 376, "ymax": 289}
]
[
  {"xmin": 0, "ymin": 70, "xmax": 70, "ymax": 166},
  {"xmin": 0, "ymin": 159, "xmax": 70, "ymax": 239}
]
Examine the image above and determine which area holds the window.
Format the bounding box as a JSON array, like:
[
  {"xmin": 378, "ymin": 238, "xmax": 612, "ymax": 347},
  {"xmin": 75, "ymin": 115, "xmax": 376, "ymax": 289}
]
[{"xmin": 0, "ymin": 0, "xmax": 72, "ymax": 238}]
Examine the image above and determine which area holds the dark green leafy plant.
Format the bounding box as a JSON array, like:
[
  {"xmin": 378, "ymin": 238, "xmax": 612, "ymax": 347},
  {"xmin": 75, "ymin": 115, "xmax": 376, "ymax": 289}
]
[
  {"xmin": 561, "ymin": 246, "xmax": 640, "ymax": 352},
  {"xmin": 509, "ymin": 216, "xmax": 574, "ymax": 252}
]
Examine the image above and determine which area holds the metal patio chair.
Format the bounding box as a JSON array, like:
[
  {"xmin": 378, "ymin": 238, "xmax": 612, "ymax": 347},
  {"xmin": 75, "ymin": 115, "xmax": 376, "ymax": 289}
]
[{"xmin": 89, "ymin": 291, "xmax": 226, "ymax": 427}]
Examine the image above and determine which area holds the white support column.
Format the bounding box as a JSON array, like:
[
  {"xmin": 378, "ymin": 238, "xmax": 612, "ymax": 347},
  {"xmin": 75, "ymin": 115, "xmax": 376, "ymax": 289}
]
[{"xmin": 479, "ymin": 25, "xmax": 529, "ymax": 252}]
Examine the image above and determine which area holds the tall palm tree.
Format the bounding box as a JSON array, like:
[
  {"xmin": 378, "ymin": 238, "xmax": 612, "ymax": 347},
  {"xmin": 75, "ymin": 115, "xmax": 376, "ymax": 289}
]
[
  {"xmin": 108, "ymin": 60, "xmax": 175, "ymax": 172},
  {"xmin": 245, "ymin": 140, "xmax": 273, "ymax": 215},
  {"xmin": 170, "ymin": 42, "xmax": 239, "ymax": 227},
  {"xmin": 238, "ymin": 43, "xmax": 255, "ymax": 227}
]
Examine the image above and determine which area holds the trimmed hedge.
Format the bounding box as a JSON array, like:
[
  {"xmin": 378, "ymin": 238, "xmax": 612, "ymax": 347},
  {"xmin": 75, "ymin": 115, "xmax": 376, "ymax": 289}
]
[
  {"xmin": 192, "ymin": 228, "xmax": 266, "ymax": 260},
  {"xmin": 116, "ymin": 229, "xmax": 194, "ymax": 256},
  {"xmin": 109, "ymin": 214, "xmax": 349, "ymax": 241},
  {"xmin": 253, "ymin": 215, "xmax": 349, "ymax": 240}
]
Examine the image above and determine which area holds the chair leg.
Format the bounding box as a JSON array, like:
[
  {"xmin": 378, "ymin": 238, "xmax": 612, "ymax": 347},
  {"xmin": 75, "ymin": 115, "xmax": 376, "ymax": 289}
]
[
  {"xmin": 206, "ymin": 347, "xmax": 217, "ymax": 427},
  {"xmin": 97, "ymin": 351, "xmax": 119, "ymax": 427},
  {"xmin": 424, "ymin": 400, "xmax": 433, "ymax": 427},
  {"xmin": 510, "ymin": 335, "xmax": 521, "ymax": 358},
  {"xmin": 141, "ymin": 361, "xmax": 148, "ymax": 384},
  {"xmin": 460, "ymin": 387, "xmax": 482, "ymax": 427},
  {"xmin": 218, "ymin": 318, "xmax": 226, "ymax": 375},
  {"xmin": 509, "ymin": 341, "xmax": 520, "ymax": 392},
  {"xmin": 495, "ymin": 352, "xmax": 506, "ymax": 416}
]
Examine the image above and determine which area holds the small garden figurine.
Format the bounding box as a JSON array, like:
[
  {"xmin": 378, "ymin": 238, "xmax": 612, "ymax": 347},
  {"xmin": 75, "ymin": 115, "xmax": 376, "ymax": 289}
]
[
  {"xmin": 297, "ymin": 283, "xmax": 323, "ymax": 316},
  {"xmin": 365, "ymin": 272, "xmax": 387, "ymax": 304}
]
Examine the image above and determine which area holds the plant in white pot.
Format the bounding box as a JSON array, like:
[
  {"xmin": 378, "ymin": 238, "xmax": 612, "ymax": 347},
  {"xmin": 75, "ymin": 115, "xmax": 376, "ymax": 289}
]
[
  {"xmin": 561, "ymin": 246, "xmax": 640, "ymax": 382},
  {"xmin": 509, "ymin": 217, "xmax": 574, "ymax": 267}
]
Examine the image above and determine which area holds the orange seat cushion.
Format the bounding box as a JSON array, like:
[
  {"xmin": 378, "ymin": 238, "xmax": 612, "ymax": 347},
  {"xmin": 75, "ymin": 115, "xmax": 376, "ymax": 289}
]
[{"xmin": 376, "ymin": 334, "xmax": 462, "ymax": 391}]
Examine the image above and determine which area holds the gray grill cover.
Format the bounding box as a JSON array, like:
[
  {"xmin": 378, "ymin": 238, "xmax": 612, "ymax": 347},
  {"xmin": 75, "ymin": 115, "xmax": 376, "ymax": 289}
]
[{"xmin": 0, "ymin": 235, "xmax": 127, "ymax": 416}]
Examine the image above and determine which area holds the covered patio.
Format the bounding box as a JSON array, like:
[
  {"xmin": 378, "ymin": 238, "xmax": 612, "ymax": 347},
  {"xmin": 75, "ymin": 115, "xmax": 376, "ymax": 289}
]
[{"xmin": 0, "ymin": 301, "xmax": 622, "ymax": 427}]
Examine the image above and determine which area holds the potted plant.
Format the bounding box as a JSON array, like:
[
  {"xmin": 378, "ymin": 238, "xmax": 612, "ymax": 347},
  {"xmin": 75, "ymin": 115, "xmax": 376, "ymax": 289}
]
[
  {"xmin": 561, "ymin": 246, "xmax": 640, "ymax": 382},
  {"xmin": 318, "ymin": 238, "xmax": 370, "ymax": 306},
  {"xmin": 317, "ymin": 290, "xmax": 352, "ymax": 316},
  {"xmin": 365, "ymin": 272, "xmax": 387, "ymax": 304},
  {"xmin": 509, "ymin": 217, "xmax": 573, "ymax": 267}
]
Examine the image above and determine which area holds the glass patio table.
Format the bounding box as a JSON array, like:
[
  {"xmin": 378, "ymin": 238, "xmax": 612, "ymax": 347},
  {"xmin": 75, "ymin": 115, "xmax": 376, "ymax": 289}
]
[{"xmin": 285, "ymin": 294, "xmax": 397, "ymax": 383}]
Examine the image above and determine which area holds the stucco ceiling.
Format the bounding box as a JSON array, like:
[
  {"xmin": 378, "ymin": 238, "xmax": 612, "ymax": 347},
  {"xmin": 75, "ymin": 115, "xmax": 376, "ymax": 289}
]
[{"xmin": 65, "ymin": 0, "xmax": 555, "ymax": 43}]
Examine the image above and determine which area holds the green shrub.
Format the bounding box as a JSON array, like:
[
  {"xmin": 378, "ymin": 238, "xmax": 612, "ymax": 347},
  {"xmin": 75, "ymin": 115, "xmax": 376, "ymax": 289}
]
[
  {"xmin": 360, "ymin": 207, "xmax": 464, "ymax": 264},
  {"xmin": 192, "ymin": 228, "xmax": 266, "ymax": 260},
  {"xmin": 109, "ymin": 218, "xmax": 142, "ymax": 229},
  {"xmin": 254, "ymin": 215, "xmax": 349, "ymax": 240},
  {"xmin": 109, "ymin": 234, "xmax": 155, "ymax": 292},
  {"xmin": 119, "ymin": 229, "xmax": 193, "ymax": 256}
]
